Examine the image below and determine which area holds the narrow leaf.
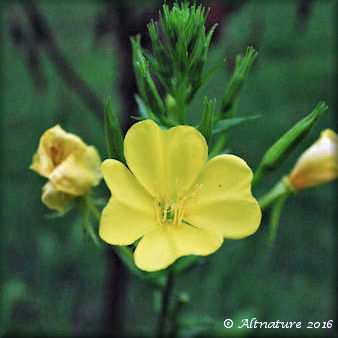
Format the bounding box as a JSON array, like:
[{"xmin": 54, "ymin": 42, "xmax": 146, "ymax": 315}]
[
  {"xmin": 213, "ymin": 115, "xmax": 261, "ymax": 135},
  {"xmin": 104, "ymin": 98, "xmax": 125, "ymax": 163}
]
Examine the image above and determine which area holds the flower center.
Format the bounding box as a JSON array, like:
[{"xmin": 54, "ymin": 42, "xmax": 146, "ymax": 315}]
[
  {"xmin": 154, "ymin": 182, "xmax": 203, "ymax": 226},
  {"xmin": 50, "ymin": 145, "xmax": 64, "ymax": 167}
]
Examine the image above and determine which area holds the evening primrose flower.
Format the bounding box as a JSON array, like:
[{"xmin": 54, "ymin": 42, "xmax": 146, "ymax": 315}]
[
  {"xmin": 30, "ymin": 125, "xmax": 102, "ymax": 211},
  {"xmin": 288, "ymin": 129, "xmax": 338, "ymax": 190},
  {"xmin": 99, "ymin": 120, "xmax": 261, "ymax": 272}
]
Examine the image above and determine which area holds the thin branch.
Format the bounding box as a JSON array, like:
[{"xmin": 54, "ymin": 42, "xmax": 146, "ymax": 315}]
[{"xmin": 23, "ymin": 3, "xmax": 103, "ymax": 121}]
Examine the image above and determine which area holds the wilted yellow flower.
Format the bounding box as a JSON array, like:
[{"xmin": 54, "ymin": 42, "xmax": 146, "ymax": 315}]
[
  {"xmin": 288, "ymin": 129, "xmax": 338, "ymax": 190},
  {"xmin": 99, "ymin": 120, "xmax": 261, "ymax": 272},
  {"xmin": 30, "ymin": 125, "xmax": 102, "ymax": 211}
]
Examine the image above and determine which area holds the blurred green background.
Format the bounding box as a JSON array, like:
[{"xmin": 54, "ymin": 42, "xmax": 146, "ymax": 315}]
[{"xmin": 1, "ymin": 0, "xmax": 336, "ymax": 337}]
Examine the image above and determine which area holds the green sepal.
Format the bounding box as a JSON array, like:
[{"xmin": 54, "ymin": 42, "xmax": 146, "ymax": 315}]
[
  {"xmin": 252, "ymin": 102, "xmax": 327, "ymax": 186},
  {"xmin": 104, "ymin": 98, "xmax": 125, "ymax": 163},
  {"xmin": 198, "ymin": 97, "xmax": 215, "ymax": 144}
]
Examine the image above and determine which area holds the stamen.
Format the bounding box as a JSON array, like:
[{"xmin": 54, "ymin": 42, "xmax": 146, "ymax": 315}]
[
  {"xmin": 153, "ymin": 182, "xmax": 203, "ymax": 227},
  {"xmin": 162, "ymin": 194, "xmax": 169, "ymax": 222}
]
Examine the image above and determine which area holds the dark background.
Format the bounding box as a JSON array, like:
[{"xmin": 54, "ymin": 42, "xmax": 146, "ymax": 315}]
[{"xmin": 1, "ymin": 0, "xmax": 336, "ymax": 337}]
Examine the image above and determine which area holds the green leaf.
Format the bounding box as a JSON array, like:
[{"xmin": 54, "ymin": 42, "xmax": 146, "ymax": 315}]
[
  {"xmin": 213, "ymin": 115, "xmax": 261, "ymax": 135},
  {"xmin": 104, "ymin": 98, "xmax": 125, "ymax": 163},
  {"xmin": 252, "ymin": 101, "xmax": 327, "ymax": 186}
]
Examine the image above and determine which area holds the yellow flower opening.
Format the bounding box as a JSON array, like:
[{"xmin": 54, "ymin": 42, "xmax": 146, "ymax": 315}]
[
  {"xmin": 30, "ymin": 125, "xmax": 102, "ymax": 211},
  {"xmin": 99, "ymin": 120, "xmax": 261, "ymax": 272},
  {"xmin": 288, "ymin": 129, "xmax": 338, "ymax": 190}
]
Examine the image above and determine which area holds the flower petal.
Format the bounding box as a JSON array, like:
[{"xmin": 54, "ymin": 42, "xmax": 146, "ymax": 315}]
[
  {"xmin": 184, "ymin": 154, "xmax": 261, "ymax": 239},
  {"xmin": 101, "ymin": 159, "xmax": 153, "ymax": 209},
  {"xmin": 99, "ymin": 159, "xmax": 157, "ymax": 245},
  {"xmin": 30, "ymin": 125, "xmax": 87, "ymax": 178},
  {"xmin": 49, "ymin": 146, "xmax": 101, "ymax": 196},
  {"xmin": 99, "ymin": 198, "xmax": 158, "ymax": 245},
  {"xmin": 289, "ymin": 129, "xmax": 338, "ymax": 190},
  {"xmin": 124, "ymin": 120, "xmax": 208, "ymax": 198},
  {"xmin": 134, "ymin": 224, "xmax": 223, "ymax": 272},
  {"xmin": 41, "ymin": 181, "xmax": 74, "ymax": 212}
]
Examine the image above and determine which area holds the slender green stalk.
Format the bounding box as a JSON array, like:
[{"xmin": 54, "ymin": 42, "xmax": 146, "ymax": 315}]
[
  {"xmin": 86, "ymin": 197, "xmax": 101, "ymax": 222},
  {"xmin": 252, "ymin": 166, "xmax": 267, "ymax": 188},
  {"xmin": 258, "ymin": 177, "xmax": 294, "ymax": 210},
  {"xmin": 268, "ymin": 193, "xmax": 289, "ymax": 245},
  {"xmin": 209, "ymin": 133, "xmax": 227, "ymax": 158},
  {"xmin": 157, "ymin": 270, "xmax": 175, "ymax": 338},
  {"xmin": 86, "ymin": 221, "xmax": 100, "ymax": 246}
]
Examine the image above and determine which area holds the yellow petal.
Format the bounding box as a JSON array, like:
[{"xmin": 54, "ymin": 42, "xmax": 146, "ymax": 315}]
[
  {"xmin": 124, "ymin": 120, "xmax": 208, "ymax": 198},
  {"xmin": 101, "ymin": 159, "xmax": 153, "ymax": 209},
  {"xmin": 49, "ymin": 146, "xmax": 102, "ymax": 196},
  {"xmin": 99, "ymin": 159, "xmax": 157, "ymax": 245},
  {"xmin": 184, "ymin": 155, "xmax": 261, "ymax": 239},
  {"xmin": 289, "ymin": 129, "xmax": 338, "ymax": 190},
  {"xmin": 30, "ymin": 125, "xmax": 87, "ymax": 178},
  {"xmin": 41, "ymin": 181, "xmax": 74, "ymax": 212},
  {"xmin": 134, "ymin": 224, "xmax": 223, "ymax": 272}
]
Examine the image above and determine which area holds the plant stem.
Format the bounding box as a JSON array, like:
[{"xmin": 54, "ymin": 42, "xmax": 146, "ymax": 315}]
[
  {"xmin": 209, "ymin": 133, "xmax": 227, "ymax": 158},
  {"xmin": 258, "ymin": 177, "xmax": 294, "ymax": 210},
  {"xmin": 86, "ymin": 197, "xmax": 101, "ymax": 222},
  {"xmin": 157, "ymin": 270, "xmax": 174, "ymax": 338},
  {"xmin": 85, "ymin": 197, "xmax": 128, "ymax": 335},
  {"xmin": 268, "ymin": 192, "xmax": 289, "ymax": 245},
  {"xmin": 252, "ymin": 165, "xmax": 267, "ymax": 188}
]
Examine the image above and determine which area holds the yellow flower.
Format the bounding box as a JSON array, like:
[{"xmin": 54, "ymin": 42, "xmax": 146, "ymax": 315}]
[
  {"xmin": 99, "ymin": 120, "xmax": 261, "ymax": 272},
  {"xmin": 30, "ymin": 125, "xmax": 102, "ymax": 211},
  {"xmin": 288, "ymin": 129, "xmax": 338, "ymax": 190}
]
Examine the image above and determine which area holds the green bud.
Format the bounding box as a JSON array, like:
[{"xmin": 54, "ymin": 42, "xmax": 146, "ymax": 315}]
[
  {"xmin": 165, "ymin": 94, "xmax": 176, "ymax": 119},
  {"xmin": 198, "ymin": 97, "xmax": 215, "ymax": 144},
  {"xmin": 104, "ymin": 98, "xmax": 125, "ymax": 163},
  {"xmin": 215, "ymin": 46, "xmax": 258, "ymax": 123},
  {"xmin": 252, "ymin": 102, "xmax": 328, "ymax": 186},
  {"xmin": 131, "ymin": 36, "xmax": 164, "ymax": 116},
  {"xmin": 133, "ymin": 2, "xmax": 216, "ymax": 124}
]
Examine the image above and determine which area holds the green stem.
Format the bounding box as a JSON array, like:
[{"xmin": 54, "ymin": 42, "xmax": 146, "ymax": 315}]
[
  {"xmin": 157, "ymin": 270, "xmax": 174, "ymax": 338},
  {"xmin": 268, "ymin": 192, "xmax": 289, "ymax": 245},
  {"xmin": 209, "ymin": 133, "xmax": 227, "ymax": 158},
  {"xmin": 252, "ymin": 165, "xmax": 267, "ymax": 188},
  {"xmin": 86, "ymin": 197, "xmax": 101, "ymax": 222},
  {"xmin": 258, "ymin": 177, "xmax": 294, "ymax": 210},
  {"xmin": 87, "ymin": 221, "xmax": 100, "ymax": 246}
]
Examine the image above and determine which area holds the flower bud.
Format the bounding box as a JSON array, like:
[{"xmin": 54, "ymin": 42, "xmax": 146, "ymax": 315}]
[
  {"xmin": 288, "ymin": 129, "xmax": 338, "ymax": 190},
  {"xmin": 30, "ymin": 125, "xmax": 102, "ymax": 211}
]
